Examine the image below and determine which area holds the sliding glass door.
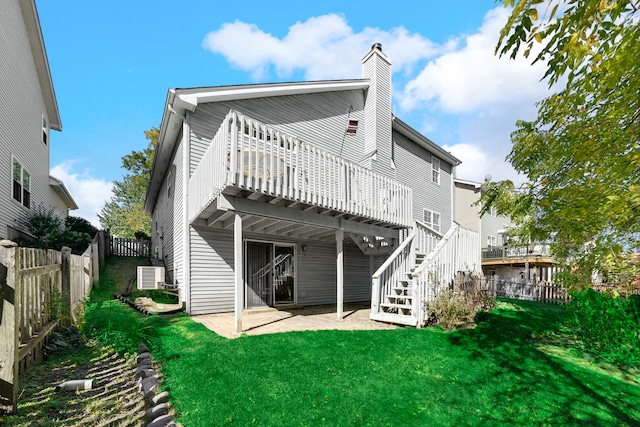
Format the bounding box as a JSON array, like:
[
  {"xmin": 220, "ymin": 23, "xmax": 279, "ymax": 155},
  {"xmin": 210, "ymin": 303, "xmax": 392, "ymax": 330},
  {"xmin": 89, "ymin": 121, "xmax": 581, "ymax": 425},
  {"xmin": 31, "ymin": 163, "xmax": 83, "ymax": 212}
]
[{"xmin": 245, "ymin": 241, "xmax": 295, "ymax": 308}]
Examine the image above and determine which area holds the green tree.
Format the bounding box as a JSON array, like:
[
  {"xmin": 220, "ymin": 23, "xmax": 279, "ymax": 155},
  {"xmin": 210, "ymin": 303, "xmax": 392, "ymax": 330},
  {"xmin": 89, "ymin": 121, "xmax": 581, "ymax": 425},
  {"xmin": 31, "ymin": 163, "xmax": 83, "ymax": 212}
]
[
  {"xmin": 483, "ymin": 1, "xmax": 640, "ymax": 285},
  {"xmin": 98, "ymin": 128, "xmax": 159, "ymax": 239}
]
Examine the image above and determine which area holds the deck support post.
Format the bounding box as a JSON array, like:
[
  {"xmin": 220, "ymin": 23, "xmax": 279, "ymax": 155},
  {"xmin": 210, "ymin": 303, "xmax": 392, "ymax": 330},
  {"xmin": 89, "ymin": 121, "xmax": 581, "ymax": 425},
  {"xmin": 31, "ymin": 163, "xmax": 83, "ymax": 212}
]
[
  {"xmin": 336, "ymin": 229, "xmax": 344, "ymax": 320},
  {"xmin": 234, "ymin": 213, "xmax": 243, "ymax": 334}
]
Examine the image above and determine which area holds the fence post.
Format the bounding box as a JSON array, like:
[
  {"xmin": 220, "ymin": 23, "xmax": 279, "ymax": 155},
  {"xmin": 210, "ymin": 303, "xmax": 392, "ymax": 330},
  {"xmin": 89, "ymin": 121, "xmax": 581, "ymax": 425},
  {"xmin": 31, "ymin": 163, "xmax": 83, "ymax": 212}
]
[
  {"xmin": 0, "ymin": 240, "xmax": 19, "ymax": 414},
  {"xmin": 61, "ymin": 247, "xmax": 72, "ymax": 326},
  {"xmin": 91, "ymin": 241, "xmax": 99, "ymax": 283}
]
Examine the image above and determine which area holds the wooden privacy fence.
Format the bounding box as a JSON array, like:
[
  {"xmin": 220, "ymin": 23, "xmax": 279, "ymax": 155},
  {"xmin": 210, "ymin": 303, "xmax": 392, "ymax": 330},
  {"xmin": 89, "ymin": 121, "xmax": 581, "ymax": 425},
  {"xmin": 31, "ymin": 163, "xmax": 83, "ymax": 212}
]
[
  {"xmin": 110, "ymin": 235, "xmax": 150, "ymax": 257},
  {"xmin": 0, "ymin": 239, "xmax": 99, "ymax": 414}
]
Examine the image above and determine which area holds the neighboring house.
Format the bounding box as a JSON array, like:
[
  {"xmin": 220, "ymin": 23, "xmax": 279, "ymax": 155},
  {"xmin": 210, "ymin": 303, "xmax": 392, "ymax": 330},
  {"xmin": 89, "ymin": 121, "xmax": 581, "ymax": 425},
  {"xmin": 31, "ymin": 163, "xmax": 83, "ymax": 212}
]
[
  {"xmin": 0, "ymin": 0, "xmax": 78, "ymax": 241},
  {"xmin": 454, "ymin": 178, "xmax": 555, "ymax": 282},
  {"xmin": 145, "ymin": 44, "xmax": 479, "ymax": 330}
]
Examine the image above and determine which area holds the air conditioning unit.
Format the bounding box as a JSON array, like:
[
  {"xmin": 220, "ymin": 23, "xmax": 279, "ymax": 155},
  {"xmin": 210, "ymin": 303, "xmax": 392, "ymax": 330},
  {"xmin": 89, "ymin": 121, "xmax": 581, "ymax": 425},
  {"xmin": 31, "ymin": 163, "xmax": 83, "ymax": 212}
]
[{"xmin": 137, "ymin": 266, "xmax": 165, "ymax": 290}]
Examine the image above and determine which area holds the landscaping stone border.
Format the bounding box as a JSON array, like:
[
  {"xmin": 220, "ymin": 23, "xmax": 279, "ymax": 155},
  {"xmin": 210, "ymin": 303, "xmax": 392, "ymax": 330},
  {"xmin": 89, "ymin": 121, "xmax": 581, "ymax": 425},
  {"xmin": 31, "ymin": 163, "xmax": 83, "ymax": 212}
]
[{"xmin": 136, "ymin": 343, "xmax": 181, "ymax": 427}]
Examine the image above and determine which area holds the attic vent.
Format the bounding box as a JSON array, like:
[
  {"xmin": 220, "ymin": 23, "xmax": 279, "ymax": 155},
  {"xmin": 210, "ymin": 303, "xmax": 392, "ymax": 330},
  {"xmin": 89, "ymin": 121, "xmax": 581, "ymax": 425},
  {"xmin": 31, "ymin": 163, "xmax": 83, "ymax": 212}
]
[{"xmin": 346, "ymin": 120, "xmax": 359, "ymax": 134}]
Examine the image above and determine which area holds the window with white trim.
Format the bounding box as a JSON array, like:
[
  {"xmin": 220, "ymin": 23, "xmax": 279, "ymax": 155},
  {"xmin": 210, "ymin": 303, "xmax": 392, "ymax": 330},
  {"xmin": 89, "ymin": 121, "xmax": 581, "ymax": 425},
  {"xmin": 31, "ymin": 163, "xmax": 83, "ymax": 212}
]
[
  {"xmin": 423, "ymin": 209, "xmax": 441, "ymax": 233},
  {"xmin": 489, "ymin": 206, "xmax": 497, "ymax": 216},
  {"xmin": 42, "ymin": 115, "xmax": 48, "ymax": 146},
  {"xmin": 167, "ymin": 167, "xmax": 172, "ymax": 200},
  {"xmin": 431, "ymin": 156, "xmax": 440, "ymax": 184},
  {"xmin": 487, "ymin": 235, "xmax": 497, "ymax": 247},
  {"xmin": 12, "ymin": 158, "xmax": 30, "ymax": 208}
]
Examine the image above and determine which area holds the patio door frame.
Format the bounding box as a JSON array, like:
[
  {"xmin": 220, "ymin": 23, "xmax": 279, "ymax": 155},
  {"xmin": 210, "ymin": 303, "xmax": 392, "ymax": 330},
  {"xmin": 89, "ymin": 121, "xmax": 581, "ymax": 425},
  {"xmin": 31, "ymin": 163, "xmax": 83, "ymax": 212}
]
[{"xmin": 244, "ymin": 238, "xmax": 297, "ymax": 308}]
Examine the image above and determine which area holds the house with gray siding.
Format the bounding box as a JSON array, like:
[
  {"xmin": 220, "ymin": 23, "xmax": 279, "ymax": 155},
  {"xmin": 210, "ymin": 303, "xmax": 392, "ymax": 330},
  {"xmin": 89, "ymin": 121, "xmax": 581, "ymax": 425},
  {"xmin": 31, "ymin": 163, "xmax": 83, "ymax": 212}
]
[
  {"xmin": 145, "ymin": 44, "xmax": 479, "ymax": 331},
  {"xmin": 0, "ymin": 0, "xmax": 78, "ymax": 241},
  {"xmin": 454, "ymin": 178, "xmax": 555, "ymax": 282}
]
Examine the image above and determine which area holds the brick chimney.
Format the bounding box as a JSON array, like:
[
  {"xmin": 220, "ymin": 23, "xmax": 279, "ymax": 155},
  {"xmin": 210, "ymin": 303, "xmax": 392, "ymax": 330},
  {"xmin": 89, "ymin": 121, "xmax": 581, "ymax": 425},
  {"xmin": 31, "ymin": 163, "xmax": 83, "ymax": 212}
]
[{"xmin": 362, "ymin": 43, "xmax": 392, "ymax": 172}]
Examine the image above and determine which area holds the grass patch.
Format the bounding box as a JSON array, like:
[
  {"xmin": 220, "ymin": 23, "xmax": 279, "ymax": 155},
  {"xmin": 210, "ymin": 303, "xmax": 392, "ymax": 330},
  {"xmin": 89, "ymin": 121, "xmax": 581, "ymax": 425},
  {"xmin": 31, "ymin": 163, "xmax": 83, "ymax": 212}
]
[
  {"xmin": 150, "ymin": 303, "xmax": 640, "ymax": 426},
  {"xmin": 8, "ymin": 257, "xmax": 638, "ymax": 426}
]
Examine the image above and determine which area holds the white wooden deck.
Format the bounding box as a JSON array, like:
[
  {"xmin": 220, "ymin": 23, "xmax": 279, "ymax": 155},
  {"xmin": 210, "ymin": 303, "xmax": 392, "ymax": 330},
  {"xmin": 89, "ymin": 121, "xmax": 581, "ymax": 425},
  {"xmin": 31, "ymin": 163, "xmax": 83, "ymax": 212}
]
[{"xmin": 188, "ymin": 110, "xmax": 413, "ymax": 229}]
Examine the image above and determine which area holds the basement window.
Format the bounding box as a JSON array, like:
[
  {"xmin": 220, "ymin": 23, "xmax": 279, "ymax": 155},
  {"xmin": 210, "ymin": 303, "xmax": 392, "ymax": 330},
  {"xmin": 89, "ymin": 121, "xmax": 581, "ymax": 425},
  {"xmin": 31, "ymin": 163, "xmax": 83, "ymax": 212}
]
[{"xmin": 346, "ymin": 120, "xmax": 359, "ymax": 134}]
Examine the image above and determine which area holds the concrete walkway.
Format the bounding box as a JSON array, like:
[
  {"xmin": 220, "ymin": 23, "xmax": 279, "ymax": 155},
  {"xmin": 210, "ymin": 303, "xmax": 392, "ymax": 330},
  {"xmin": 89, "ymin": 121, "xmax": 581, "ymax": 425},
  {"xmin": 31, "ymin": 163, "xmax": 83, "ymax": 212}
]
[{"xmin": 191, "ymin": 303, "xmax": 397, "ymax": 339}]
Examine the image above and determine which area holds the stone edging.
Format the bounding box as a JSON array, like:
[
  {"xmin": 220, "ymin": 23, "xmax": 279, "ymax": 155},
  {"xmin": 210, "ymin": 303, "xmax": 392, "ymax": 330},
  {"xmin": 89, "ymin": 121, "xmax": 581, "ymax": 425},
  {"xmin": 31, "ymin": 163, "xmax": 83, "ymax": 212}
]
[{"xmin": 136, "ymin": 343, "xmax": 181, "ymax": 427}]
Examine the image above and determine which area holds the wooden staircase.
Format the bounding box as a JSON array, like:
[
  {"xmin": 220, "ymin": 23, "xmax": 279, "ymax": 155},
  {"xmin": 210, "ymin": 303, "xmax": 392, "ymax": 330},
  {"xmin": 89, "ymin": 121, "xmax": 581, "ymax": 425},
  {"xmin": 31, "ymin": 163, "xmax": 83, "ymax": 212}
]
[{"xmin": 372, "ymin": 253, "xmax": 425, "ymax": 326}]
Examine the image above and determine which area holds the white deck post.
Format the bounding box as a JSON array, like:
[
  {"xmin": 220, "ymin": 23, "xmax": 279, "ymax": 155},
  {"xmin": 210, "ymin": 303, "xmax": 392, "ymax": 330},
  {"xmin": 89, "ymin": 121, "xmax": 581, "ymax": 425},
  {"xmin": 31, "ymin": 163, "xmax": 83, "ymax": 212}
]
[
  {"xmin": 336, "ymin": 228, "xmax": 344, "ymax": 320},
  {"xmin": 234, "ymin": 213, "xmax": 243, "ymax": 333}
]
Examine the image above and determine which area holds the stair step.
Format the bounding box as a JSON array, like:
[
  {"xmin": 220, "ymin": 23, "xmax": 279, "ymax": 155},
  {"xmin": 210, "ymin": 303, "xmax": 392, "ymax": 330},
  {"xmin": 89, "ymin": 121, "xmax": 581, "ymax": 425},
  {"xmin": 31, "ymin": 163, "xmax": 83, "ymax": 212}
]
[
  {"xmin": 370, "ymin": 311, "xmax": 417, "ymax": 326},
  {"xmin": 380, "ymin": 302, "xmax": 413, "ymax": 310},
  {"xmin": 385, "ymin": 295, "xmax": 412, "ymax": 301},
  {"xmin": 392, "ymin": 286, "xmax": 413, "ymax": 292}
]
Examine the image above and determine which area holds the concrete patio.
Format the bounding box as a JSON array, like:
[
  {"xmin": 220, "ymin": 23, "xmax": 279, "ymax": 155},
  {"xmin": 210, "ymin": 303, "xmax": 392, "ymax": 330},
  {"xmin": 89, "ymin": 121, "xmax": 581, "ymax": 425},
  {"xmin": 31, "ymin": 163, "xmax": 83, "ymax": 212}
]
[{"xmin": 191, "ymin": 303, "xmax": 398, "ymax": 339}]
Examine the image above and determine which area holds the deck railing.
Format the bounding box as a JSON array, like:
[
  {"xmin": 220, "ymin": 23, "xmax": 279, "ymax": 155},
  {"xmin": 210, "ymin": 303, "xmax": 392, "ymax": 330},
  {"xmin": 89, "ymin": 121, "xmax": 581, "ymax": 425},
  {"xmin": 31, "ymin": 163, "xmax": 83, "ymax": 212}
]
[
  {"xmin": 189, "ymin": 110, "xmax": 413, "ymax": 227},
  {"xmin": 482, "ymin": 244, "xmax": 551, "ymax": 261}
]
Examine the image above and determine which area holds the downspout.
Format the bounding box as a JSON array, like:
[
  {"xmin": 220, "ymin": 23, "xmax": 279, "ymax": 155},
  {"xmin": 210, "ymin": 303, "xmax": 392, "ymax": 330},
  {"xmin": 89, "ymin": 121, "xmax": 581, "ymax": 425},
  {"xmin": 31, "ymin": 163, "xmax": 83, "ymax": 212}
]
[{"xmin": 182, "ymin": 112, "xmax": 191, "ymax": 314}]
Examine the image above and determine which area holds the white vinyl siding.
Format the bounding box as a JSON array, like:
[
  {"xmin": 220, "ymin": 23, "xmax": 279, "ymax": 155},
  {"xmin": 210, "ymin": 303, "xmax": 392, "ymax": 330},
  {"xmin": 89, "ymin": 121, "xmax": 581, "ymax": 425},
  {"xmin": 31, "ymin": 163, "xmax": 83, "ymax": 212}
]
[
  {"xmin": 453, "ymin": 182, "xmax": 480, "ymax": 232},
  {"xmin": 150, "ymin": 135, "xmax": 184, "ymax": 293},
  {"xmin": 1, "ymin": 0, "xmax": 62, "ymax": 239},
  {"xmin": 188, "ymin": 90, "xmax": 366, "ymax": 177},
  {"xmin": 188, "ymin": 224, "xmax": 372, "ymax": 314},
  {"xmin": 393, "ymin": 130, "xmax": 453, "ymax": 235}
]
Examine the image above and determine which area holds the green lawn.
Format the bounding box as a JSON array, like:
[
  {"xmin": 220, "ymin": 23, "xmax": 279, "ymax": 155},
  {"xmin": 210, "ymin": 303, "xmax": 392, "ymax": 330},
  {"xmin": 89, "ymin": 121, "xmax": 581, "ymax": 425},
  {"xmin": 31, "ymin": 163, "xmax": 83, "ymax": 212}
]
[
  {"xmin": 82, "ymin": 258, "xmax": 640, "ymax": 425},
  {"xmin": 150, "ymin": 304, "xmax": 640, "ymax": 426}
]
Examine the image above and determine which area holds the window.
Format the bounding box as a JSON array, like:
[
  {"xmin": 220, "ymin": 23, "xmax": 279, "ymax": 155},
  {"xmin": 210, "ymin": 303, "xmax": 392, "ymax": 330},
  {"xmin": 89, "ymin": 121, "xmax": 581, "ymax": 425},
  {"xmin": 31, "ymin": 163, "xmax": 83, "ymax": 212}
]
[
  {"xmin": 423, "ymin": 209, "xmax": 441, "ymax": 233},
  {"xmin": 346, "ymin": 120, "xmax": 358, "ymax": 134},
  {"xmin": 431, "ymin": 156, "xmax": 440, "ymax": 184},
  {"xmin": 42, "ymin": 115, "xmax": 48, "ymax": 146},
  {"xmin": 12, "ymin": 159, "xmax": 30, "ymax": 208},
  {"xmin": 487, "ymin": 235, "xmax": 497, "ymax": 247},
  {"xmin": 489, "ymin": 206, "xmax": 497, "ymax": 216},
  {"xmin": 167, "ymin": 167, "xmax": 172, "ymax": 199}
]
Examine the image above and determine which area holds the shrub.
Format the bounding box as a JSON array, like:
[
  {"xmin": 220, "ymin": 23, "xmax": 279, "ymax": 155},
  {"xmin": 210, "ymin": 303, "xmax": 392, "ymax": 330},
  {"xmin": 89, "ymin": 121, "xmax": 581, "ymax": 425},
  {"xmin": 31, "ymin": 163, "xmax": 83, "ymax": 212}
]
[
  {"xmin": 18, "ymin": 205, "xmax": 96, "ymax": 254},
  {"xmin": 425, "ymin": 275, "xmax": 496, "ymax": 330},
  {"xmin": 568, "ymin": 289, "xmax": 640, "ymax": 367}
]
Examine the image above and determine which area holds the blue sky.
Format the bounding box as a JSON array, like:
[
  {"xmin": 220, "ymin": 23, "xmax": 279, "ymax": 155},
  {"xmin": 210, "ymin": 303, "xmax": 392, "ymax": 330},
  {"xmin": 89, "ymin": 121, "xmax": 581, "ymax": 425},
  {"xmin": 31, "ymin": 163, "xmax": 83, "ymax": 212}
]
[{"xmin": 37, "ymin": 0, "xmax": 553, "ymax": 226}]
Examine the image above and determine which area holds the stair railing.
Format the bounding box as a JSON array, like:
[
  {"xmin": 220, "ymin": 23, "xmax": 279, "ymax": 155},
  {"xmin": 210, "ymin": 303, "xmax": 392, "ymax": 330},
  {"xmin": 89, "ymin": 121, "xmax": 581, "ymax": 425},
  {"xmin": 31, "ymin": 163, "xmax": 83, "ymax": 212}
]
[
  {"xmin": 412, "ymin": 224, "xmax": 480, "ymax": 326},
  {"xmin": 415, "ymin": 220, "xmax": 443, "ymax": 255},
  {"xmin": 371, "ymin": 231, "xmax": 415, "ymax": 318}
]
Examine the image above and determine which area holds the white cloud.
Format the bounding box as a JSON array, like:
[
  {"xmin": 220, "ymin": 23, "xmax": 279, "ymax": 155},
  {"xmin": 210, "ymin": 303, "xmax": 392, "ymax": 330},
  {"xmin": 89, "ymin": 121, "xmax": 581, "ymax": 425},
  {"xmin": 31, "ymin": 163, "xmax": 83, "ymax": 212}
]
[
  {"xmin": 444, "ymin": 142, "xmax": 522, "ymax": 184},
  {"xmin": 400, "ymin": 7, "xmax": 549, "ymax": 114},
  {"xmin": 203, "ymin": 8, "xmax": 555, "ymax": 187},
  {"xmin": 202, "ymin": 14, "xmax": 438, "ymax": 81},
  {"xmin": 51, "ymin": 161, "xmax": 113, "ymax": 228}
]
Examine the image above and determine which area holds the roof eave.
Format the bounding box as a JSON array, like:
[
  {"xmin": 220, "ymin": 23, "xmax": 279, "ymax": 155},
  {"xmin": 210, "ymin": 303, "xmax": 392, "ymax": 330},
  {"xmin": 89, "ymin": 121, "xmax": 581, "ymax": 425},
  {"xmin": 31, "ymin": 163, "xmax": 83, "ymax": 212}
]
[
  {"xmin": 49, "ymin": 175, "xmax": 78, "ymax": 210},
  {"xmin": 392, "ymin": 117, "xmax": 461, "ymax": 166}
]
